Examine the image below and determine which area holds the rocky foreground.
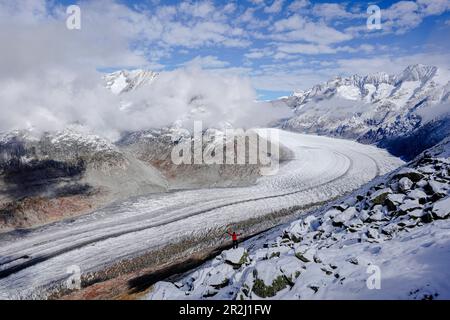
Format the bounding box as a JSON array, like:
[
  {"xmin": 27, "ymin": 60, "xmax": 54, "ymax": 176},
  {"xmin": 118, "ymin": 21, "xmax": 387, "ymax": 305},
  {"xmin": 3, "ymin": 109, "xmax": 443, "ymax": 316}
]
[{"xmin": 149, "ymin": 139, "xmax": 450, "ymax": 300}]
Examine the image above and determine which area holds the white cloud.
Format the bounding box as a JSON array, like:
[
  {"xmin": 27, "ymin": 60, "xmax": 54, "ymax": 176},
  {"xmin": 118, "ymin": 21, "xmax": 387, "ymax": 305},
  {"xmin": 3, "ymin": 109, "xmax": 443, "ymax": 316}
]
[
  {"xmin": 264, "ymin": 0, "xmax": 285, "ymax": 14},
  {"xmin": 287, "ymin": 0, "xmax": 310, "ymax": 12},
  {"xmin": 269, "ymin": 17, "xmax": 353, "ymax": 44},
  {"xmin": 182, "ymin": 56, "xmax": 230, "ymax": 69},
  {"xmin": 312, "ymin": 3, "xmax": 358, "ymax": 20}
]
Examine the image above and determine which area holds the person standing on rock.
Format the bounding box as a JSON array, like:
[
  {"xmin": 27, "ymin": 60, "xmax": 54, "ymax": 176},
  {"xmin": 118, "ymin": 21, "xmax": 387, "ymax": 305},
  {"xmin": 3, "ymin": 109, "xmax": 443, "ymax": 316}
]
[{"xmin": 227, "ymin": 229, "xmax": 241, "ymax": 249}]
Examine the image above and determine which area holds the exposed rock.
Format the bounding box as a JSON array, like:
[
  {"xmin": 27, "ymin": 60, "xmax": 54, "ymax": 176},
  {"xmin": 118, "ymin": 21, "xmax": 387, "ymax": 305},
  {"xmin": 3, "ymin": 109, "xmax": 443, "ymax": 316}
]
[
  {"xmin": 394, "ymin": 168, "xmax": 424, "ymax": 182},
  {"xmin": 222, "ymin": 248, "xmax": 249, "ymax": 267},
  {"xmin": 370, "ymin": 188, "xmax": 392, "ymax": 205},
  {"xmin": 432, "ymin": 197, "xmax": 450, "ymax": 219},
  {"xmin": 332, "ymin": 207, "xmax": 358, "ymax": 226},
  {"xmin": 407, "ymin": 189, "xmax": 428, "ymax": 202},
  {"xmin": 409, "ymin": 209, "xmax": 425, "ymax": 219},
  {"xmin": 399, "ymin": 199, "xmax": 422, "ymax": 213},
  {"xmin": 399, "ymin": 177, "xmax": 413, "ymax": 192}
]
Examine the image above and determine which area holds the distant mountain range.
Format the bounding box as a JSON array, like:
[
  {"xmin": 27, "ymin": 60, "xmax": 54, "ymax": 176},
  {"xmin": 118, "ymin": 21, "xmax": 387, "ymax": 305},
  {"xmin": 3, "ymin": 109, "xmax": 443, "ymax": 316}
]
[
  {"xmin": 276, "ymin": 64, "xmax": 450, "ymax": 160},
  {"xmin": 103, "ymin": 64, "xmax": 450, "ymax": 160},
  {"xmin": 1, "ymin": 64, "xmax": 449, "ymax": 230}
]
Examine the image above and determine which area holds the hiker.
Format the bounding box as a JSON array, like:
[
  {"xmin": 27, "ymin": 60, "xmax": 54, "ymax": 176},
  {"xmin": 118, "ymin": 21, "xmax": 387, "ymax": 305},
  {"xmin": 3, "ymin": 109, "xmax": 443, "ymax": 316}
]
[{"xmin": 226, "ymin": 229, "xmax": 242, "ymax": 249}]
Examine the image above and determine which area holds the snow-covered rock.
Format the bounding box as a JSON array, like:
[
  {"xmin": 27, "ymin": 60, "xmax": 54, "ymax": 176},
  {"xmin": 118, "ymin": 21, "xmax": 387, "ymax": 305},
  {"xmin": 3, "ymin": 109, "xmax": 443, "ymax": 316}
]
[
  {"xmin": 370, "ymin": 188, "xmax": 392, "ymax": 205},
  {"xmin": 221, "ymin": 248, "xmax": 249, "ymax": 267},
  {"xmin": 432, "ymin": 197, "xmax": 450, "ymax": 219},
  {"xmin": 148, "ymin": 144, "xmax": 450, "ymax": 300},
  {"xmin": 399, "ymin": 177, "xmax": 414, "ymax": 192}
]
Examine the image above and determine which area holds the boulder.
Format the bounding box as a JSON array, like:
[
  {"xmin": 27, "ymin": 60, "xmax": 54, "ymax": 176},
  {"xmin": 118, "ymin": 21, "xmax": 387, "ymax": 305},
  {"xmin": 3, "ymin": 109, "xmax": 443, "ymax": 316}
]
[
  {"xmin": 406, "ymin": 189, "xmax": 428, "ymax": 202},
  {"xmin": 399, "ymin": 199, "xmax": 422, "ymax": 213},
  {"xmin": 382, "ymin": 223, "xmax": 398, "ymax": 235},
  {"xmin": 408, "ymin": 209, "xmax": 425, "ymax": 219},
  {"xmin": 294, "ymin": 245, "xmax": 316, "ymax": 263},
  {"xmin": 358, "ymin": 210, "xmax": 370, "ymax": 222},
  {"xmin": 398, "ymin": 177, "xmax": 413, "ymax": 192},
  {"xmin": 332, "ymin": 203, "xmax": 349, "ymax": 212},
  {"xmin": 432, "ymin": 197, "xmax": 450, "ymax": 219},
  {"xmin": 222, "ymin": 248, "xmax": 249, "ymax": 267},
  {"xmin": 416, "ymin": 179, "xmax": 428, "ymax": 188},
  {"xmin": 370, "ymin": 188, "xmax": 392, "ymax": 205},
  {"xmin": 421, "ymin": 212, "xmax": 434, "ymax": 223},
  {"xmin": 252, "ymin": 261, "xmax": 289, "ymax": 298},
  {"xmin": 394, "ymin": 168, "xmax": 424, "ymax": 182},
  {"xmin": 366, "ymin": 228, "xmax": 380, "ymax": 239},
  {"xmin": 206, "ymin": 264, "xmax": 234, "ymax": 289},
  {"xmin": 426, "ymin": 180, "xmax": 447, "ymax": 197},
  {"xmin": 332, "ymin": 207, "xmax": 358, "ymax": 225}
]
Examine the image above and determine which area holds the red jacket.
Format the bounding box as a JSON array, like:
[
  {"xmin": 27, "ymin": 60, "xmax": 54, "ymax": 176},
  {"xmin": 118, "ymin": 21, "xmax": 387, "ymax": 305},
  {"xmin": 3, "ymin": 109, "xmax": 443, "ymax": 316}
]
[{"xmin": 228, "ymin": 231, "xmax": 240, "ymax": 241}]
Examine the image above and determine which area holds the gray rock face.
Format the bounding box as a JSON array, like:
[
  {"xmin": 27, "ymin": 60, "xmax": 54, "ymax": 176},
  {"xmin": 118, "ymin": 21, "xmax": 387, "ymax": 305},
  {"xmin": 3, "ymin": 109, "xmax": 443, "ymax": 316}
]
[
  {"xmin": 117, "ymin": 127, "xmax": 291, "ymax": 190},
  {"xmin": 0, "ymin": 129, "xmax": 168, "ymax": 231}
]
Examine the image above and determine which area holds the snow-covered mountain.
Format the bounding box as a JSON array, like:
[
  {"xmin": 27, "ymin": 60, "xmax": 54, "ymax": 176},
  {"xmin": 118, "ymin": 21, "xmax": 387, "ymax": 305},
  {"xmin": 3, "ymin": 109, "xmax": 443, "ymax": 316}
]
[
  {"xmin": 279, "ymin": 64, "xmax": 450, "ymax": 159},
  {"xmin": 148, "ymin": 137, "xmax": 450, "ymax": 300},
  {"xmin": 103, "ymin": 69, "xmax": 158, "ymax": 95},
  {"xmin": 0, "ymin": 128, "xmax": 167, "ymax": 231}
]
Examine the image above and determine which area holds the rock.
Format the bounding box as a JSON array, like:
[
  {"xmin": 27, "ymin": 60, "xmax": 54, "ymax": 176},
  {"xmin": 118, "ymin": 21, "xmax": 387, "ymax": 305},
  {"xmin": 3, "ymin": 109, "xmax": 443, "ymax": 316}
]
[
  {"xmin": 206, "ymin": 265, "xmax": 234, "ymax": 289},
  {"xmin": 304, "ymin": 215, "xmax": 321, "ymax": 231},
  {"xmin": 416, "ymin": 179, "xmax": 428, "ymax": 188},
  {"xmin": 432, "ymin": 197, "xmax": 450, "ymax": 219},
  {"xmin": 266, "ymin": 246, "xmax": 290, "ymax": 259},
  {"xmin": 394, "ymin": 168, "xmax": 424, "ymax": 182},
  {"xmin": 399, "ymin": 177, "xmax": 413, "ymax": 192},
  {"xmin": 406, "ymin": 189, "xmax": 428, "ymax": 203},
  {"xmin": 277, "ymin": 256, "xmax": 303, "ymax": 284},
  {"xmin": 202, "ymin": 287, "xmax": 219, "ymax": 298},
  {"xmin": 426, "ymin": 180, "xmax": 447, "ymax": 198},
  {"xmin": 404, "ymin": 218, "xmax": 419, "ymax": 228},
  {"xmin": 418, "ymin": 165, "xmax": 435, "ymax": 174},
  {"xmin": 252, "ymin": 261, "xmax": 289, "ymax": 298},
  {"xmin": 370, "ymin": 206, "xmax": 386, "ymax": 221},
  {"xmin": 346, "ymin": 257, "xmax": 359, "ymax": 265},
  {"xmin": 323, "ymin": 209, "xmax": 341, "ymax": 220},
  {"xmin": 366, "ymin": 228, "xmax": 380, "ymax": 239},
  {"xmin": 387, "ymin": 193, "xmax": 406, "ymax": 204},
  {"xmin": 408, "ymin": 209, "xmax": 425, "ymax": 219},
  {"xmin": 370, "ymin": 211, "xmax": 385, "ymax": 221},
  {"xmin": 399, "ymin": 199, "xmax": 422, "ymax": 213},
  {"xmin": 332, "ymin": 207, "xmax": 358, "ymax": 225},
  {"xmin": 294, "ymin": 245, "xmax": 316, "ymax": 263},
  {"xmin": 382, "ymin": 223, "xmax": 398, "ymax": 235},
  {"xmin": 370, "ymin": 188, "xmax": 392, "ymax": 205},
  {"xmin": 333, "ymin": 203, "xmax": 349, "ymax": 212},
  {"xmin": 222, "ymin": 248, "xmax": 249, "ymax": 267},
  {"xmin": 358, "ymin": 210, "xmax": 370, "ymax": 222},
  {"xmin": 421, "ymin": 212, "xmax": 434, "ymax": 223}
]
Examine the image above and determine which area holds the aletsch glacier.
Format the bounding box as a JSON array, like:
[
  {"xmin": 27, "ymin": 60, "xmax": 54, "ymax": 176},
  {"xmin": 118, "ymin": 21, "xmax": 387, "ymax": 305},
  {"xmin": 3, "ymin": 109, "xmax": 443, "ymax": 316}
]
[{"xmin": 0, "ymin": 64, "xmax": 449, "ymax": 299}]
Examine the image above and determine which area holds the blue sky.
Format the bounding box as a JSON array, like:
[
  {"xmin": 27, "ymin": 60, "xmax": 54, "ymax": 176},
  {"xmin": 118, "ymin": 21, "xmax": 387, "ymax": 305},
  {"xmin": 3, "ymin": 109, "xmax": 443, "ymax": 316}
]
[{"xmin": 9, "ymin": 0, "xmax": 450, "ymax": 99}]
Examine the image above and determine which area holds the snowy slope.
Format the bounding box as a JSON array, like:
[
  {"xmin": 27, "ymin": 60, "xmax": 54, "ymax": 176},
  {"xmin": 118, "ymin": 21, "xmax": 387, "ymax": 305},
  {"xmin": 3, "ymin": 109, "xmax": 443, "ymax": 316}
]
[
  {"xmin": 0, "ymin": 130, "xmax": 402, "ymax": 299},
  {"xmin": 148, "ymin": 138, "xmax": 450, "ymax": 300},
  {"xmin": 279, "ymin": 64, "xmax": 450, "ymax": 159}
]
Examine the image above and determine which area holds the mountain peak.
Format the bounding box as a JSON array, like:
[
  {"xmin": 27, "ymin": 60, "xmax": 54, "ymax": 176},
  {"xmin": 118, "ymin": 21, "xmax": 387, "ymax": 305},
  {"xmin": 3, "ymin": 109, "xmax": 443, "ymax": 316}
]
[
  {"xmin": 103, "ymin": 69, "xmax": 158, "ymax": 95},
  {"xmin": 397, "ymin": 64, "xmax": 438, "ymax": 83}
]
